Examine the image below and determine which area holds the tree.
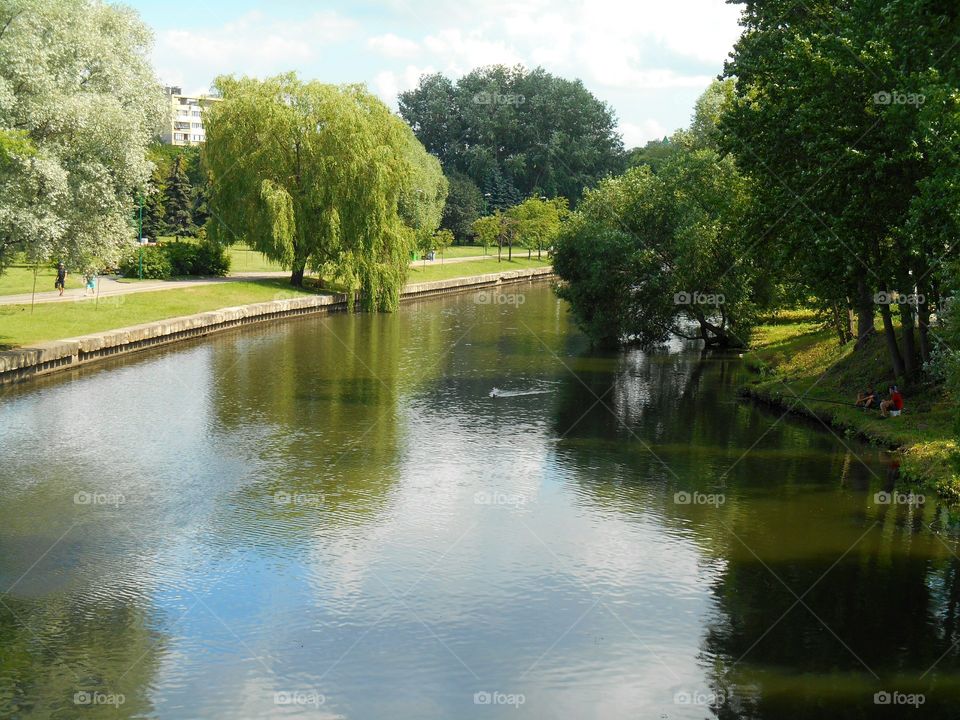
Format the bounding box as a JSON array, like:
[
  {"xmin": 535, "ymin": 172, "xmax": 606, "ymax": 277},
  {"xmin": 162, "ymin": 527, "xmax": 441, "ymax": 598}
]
[
  {"xmin": 163, "ymin": 155, "xmax": 194, "ymax": 238},
  {"xmin": 721, "ymin": 0, "xmax": 960, "ymax": 381},
  {"xmin": 554, "ymin": 149, "xmax": 757, "ymax": 349},
  {"xmin": 399, "ymin": 65, "xmax": 625, "ymax": 207},
  {"xmin": 203, "ymin": 74, "xmax": 446, "ymax": 310},
  {"xmin": 0, "ymin": 0, "xmax": 165, "ymax": 273},
  {"xmin": 626, "ymin": 137, "xmax": 677, "ymax": 173},
  {"xmin": 507, "ymin": 196, "xmax": 568, "ymax": 259},
  {"xmin": 472, "ymin": 213, "xmax": 501, "ymax": 256},
  {"xmin": 139, "ymin": 165, "xmax": 165, "ymax": 241},
  {"xmin": 440, "ymin": 171, "xmax": 484, "ymax": 243}
]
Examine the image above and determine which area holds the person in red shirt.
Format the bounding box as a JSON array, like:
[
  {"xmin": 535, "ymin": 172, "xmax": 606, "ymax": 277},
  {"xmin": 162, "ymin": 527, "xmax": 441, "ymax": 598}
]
[{"xmin": 881, "ymin": 385, "xmax": 904, "ymax": 417}]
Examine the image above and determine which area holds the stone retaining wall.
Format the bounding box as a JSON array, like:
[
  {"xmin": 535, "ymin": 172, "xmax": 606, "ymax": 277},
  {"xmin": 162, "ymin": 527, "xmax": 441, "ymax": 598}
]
[{"xmin": 0, "ymin": 266, "xmax": 554, "ymax": 385}]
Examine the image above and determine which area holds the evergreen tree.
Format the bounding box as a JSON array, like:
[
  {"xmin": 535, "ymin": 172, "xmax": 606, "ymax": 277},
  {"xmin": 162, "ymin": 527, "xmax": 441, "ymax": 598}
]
[
  {"xmin": 163, "ymin": 155, "xmax": 194, "ymax": 238},
  {"xmin": 139, "ymin": 166, "xmax": 165, "ymax": 241}
]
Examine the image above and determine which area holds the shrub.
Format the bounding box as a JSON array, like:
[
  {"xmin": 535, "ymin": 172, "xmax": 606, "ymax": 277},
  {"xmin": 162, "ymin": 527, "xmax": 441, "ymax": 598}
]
[
  {"xmin": 119, "ymin": 245, "xmax": 171, "ymax": 279},
  {"xmin": 193, "ymin": 240, "xmax": 230, "ymax": 276},
  {"xmin": 164, "ymin": 240, "xmax": 197, "ymax": 275}
]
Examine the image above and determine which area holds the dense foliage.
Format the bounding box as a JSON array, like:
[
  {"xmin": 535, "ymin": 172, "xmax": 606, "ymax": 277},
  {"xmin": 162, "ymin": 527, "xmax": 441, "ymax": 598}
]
[
  {"xmin": 399, "ymin": 65, "xmax": 625, "ymax": 207},
  {"xmin": 203, "ymin": 74, "xmax": 447, "ymax": 310},
  {"xmin": 554, "ymin": 81, "xmax": 761, "ymax": 348},
  {"xmin": 119, "ymin": 238, "xmax": 229, "ymax": 279},
  {"xmin": 721, "ymin": 0, "xmax": 960, "ymax": 381},
  {"xmin": 0, "ymin": 0, "xmax": 165, "ymax": 274}
]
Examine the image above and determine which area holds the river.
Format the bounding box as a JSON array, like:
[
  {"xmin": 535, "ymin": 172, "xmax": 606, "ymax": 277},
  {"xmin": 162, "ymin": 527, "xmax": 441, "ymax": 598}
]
[{"xmin": 1, "ymin": 281, "xmax": 958, "ymax": 719}]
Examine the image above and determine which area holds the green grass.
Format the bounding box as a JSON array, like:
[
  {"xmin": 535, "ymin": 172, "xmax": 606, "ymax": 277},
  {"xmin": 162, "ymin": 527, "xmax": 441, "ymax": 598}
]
[
  {"xmin": 742, "ymin": 319, "xmax": 958, "ymax": 498},
  {"xmin": 0, "ymin": 280, "xmax": 325, "ymax": 349},
  {"xmin": 0, "ymin": 261, "xmax": 85, "ymax": 296},
  {"xmin": 407, "ymin": 256, "xmax": 551, "ymax": 282},
  {"xmin": 434, "ymin": 245, "xmax": 492, "ymax": 259},
  {"xmin": 0, "ymin": 258, "xmax": 553, "ymax": 349}
]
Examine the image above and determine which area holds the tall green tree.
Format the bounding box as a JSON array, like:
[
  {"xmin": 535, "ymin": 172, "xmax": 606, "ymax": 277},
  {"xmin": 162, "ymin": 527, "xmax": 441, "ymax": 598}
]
[
  {"xmin": 163, "ymin": 155, "xmax": 194, "ymax": 239},
  {"xmin": 506, "ymin": 196, "xmax": 568, "ymax": 259},
  {"xmin": 399, "ymin": 65, "xmax": 625, "ymax": 207},
  {"xmin": 721, "ymin": 0, "xmax": 960, "ymax": 380},
  {"xmin": 203, "ymin": 74, "xmax": 446, "ymax": 310},
  {"xmin": 0, "ymin": 0, "xmax": 165, "ymax": 272},
  {"xmin": 440, "ymin": 171, "xmax": 484, "ymax": 243}
]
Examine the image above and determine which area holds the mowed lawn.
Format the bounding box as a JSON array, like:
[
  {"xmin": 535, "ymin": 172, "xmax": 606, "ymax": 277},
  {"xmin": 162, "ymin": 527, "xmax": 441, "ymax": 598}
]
[
  {"xmin": 0, "ymin": 261, "xmax": 85, "ymax": 296},
  {"xmin": 0, "ymin": 280, "xmax": 324, "ymax": 349},
  {"xmin": 408, "ymin": 256, "xmax": 550, "ymax": 282},
  {"xmin": 0, "ymin": 257, "xmax": 552, "ymax": 348}
]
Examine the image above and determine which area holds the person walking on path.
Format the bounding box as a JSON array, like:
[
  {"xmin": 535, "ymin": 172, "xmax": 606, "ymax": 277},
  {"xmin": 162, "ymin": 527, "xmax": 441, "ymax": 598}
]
[{"xmin": 55, "ymin": 262, "xmax": 67, "ymax": 296}]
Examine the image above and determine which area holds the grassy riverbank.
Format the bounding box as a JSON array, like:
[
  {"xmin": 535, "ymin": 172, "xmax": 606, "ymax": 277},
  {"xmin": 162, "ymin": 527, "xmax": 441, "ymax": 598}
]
[
  {"xmin": 741, "ymin": 313, "xmax": 958, "ymax": 498},
  {"xmin": 0, "ymin": 258, "xmax": 551, "ymax": 349}
]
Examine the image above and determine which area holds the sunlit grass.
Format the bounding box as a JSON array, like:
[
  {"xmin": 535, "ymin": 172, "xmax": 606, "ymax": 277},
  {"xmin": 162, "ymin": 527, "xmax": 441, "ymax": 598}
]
[{"xmin": 744, "ymin": 319, "xmax": 958, "ymax": 495}]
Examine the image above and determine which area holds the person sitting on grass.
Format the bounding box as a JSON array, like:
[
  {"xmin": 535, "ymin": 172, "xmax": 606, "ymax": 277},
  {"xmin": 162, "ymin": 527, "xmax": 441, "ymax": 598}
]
[
  {"xmin": 880, "ymin": 385, "xmax": 904, "ymax": 418},
  {"xmin": 855, "ymin": 384, "xmax": 878, "ymax": 410}
]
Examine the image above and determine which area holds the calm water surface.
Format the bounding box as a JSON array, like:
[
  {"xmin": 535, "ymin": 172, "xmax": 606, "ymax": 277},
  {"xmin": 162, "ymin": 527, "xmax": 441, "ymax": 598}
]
[{"xmin": 2, "ymin": 282, "xmax": 960, "ymax": 719}]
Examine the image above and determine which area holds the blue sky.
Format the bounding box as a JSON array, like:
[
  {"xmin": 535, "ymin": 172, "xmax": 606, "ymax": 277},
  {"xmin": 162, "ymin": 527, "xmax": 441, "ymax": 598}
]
[{"xmin": 126, "ymin": 0, "xmax": 744, "ymax": 148}]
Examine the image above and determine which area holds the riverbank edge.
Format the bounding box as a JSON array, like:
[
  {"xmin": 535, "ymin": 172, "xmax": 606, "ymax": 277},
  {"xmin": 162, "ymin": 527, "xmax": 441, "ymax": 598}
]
[
  {"xmin": 738, "ymin": 325, "xmax": 958, "ymax": 500},
  {"xmin": 0, "ymin": 266, "xmax": 554, "ymax": 386}
]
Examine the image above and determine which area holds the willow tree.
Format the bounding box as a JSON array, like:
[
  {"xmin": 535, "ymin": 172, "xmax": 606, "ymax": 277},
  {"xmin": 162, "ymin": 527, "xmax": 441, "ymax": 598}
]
[{"xmin": 203, "ymin": 74, "xmax": 446, "ymax": 310}]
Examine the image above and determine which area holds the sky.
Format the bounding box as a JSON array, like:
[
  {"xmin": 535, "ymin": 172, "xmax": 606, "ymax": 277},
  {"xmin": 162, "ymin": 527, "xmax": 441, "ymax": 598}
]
[{"xmin": 125, "ymin": 0, "xmax": 744, "ymax": 149}]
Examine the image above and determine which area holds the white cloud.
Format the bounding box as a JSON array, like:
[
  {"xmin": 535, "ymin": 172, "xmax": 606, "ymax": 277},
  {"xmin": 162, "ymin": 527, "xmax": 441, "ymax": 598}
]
[
  {"xmin": 619, "ymin": 119, "xmax": 669, "ymax": 148},
  {"xmin": 153, "ymin": 10, "xmax": 356, "ymax": 88},
  {"xmin": 373, "ymin": 64, "xmax": 436, "ymax": 108},
  {"xmin": 367, "ymin": 33, "xmax": 420, "ymax": 58}
]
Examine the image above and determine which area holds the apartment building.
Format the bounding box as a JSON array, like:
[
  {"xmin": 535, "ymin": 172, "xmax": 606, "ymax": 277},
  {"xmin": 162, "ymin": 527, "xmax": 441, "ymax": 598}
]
[{"xmin": 160, "ymin": 86, "xmax": 220, "ymax": 146}]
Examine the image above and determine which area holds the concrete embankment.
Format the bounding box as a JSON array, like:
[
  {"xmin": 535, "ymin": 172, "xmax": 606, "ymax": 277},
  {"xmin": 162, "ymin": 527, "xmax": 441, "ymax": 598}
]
[{"xmin": 0, "ymin": 266, "xmax": 554, "ymax": 385}]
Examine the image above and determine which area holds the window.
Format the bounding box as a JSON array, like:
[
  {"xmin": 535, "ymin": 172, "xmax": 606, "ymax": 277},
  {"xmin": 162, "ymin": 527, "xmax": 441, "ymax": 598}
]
[
  {"xmin": 192, "ymin": 122, "xmax": 201, "ymax": 128},
  {"xmin": 174, "ymin": 132, "xmax": 185, "ymax": 141},
  {"xmin": 192, "ymin": 110, "xmax": 201, "ymax": 117},
  {"xmin": 192, "ymin": 134, "xmax": 201, "ymax": 141}
]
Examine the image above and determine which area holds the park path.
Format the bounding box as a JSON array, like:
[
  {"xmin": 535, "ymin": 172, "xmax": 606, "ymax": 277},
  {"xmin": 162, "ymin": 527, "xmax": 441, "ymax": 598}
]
[{"xmin": 0, "ymin": 256, "xmax": 491, "ymax": 306}]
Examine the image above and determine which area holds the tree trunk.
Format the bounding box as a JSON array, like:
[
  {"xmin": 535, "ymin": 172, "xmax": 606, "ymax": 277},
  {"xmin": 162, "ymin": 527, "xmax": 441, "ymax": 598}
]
[
  {"xmin": 898, "ymin": 301, "xmax": 917, "ymax": 380},
  {"xmin": 854, "ymin": 278, "xmax": 875, "ymax": 349},
  {"xmin": 918, "ymin": 301, "xmax": 931, "ymax": 366},
  {"xmin": 290, "ymin": 262, "xmax": 305, "ymax": 287},
  {"xmin": 879, "ymin": 303, "xmax": 906, "ymax": 379}
]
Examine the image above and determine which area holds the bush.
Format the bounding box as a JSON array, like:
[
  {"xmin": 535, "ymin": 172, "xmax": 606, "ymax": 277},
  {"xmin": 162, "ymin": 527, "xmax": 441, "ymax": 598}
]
[
  {"xmin": 119, "ymin": 246, "xmax": 172, "ymax": 279},
  {"xmin": 164, "ymin": 241, "xmax": 197, "ymax": 276},
  {"xmin": 193, "ymin": 240, "xmax": 230, "ymax": 276},
  {"xmin": 124, "ymin": 239, "xmax": 231, "ymax": 278}
]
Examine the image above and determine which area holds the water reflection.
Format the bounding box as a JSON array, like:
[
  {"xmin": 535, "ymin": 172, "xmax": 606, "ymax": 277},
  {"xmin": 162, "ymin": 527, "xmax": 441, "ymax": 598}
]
[{"xmin": 1, "ymin": 283, "xmax": 960, "ymax": 718}]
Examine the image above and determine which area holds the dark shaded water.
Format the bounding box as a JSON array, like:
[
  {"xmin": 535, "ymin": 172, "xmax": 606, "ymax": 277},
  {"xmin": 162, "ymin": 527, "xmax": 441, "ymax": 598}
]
[{"xmin": 2, "ymin": 282, "xmax": 959, "ymax": 719}]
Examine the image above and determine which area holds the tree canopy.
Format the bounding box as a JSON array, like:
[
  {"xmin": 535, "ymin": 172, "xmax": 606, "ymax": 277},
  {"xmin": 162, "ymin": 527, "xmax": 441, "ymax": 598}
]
[
  {"xmin": 203, "ymin": 74, "xmax": 447, "ymax": 310},
  {"xmin": 721, "ymin": 0, "xmax": 960, "ymax": 380},
  {"xmin": 399, "ymin": 65, "xmax": 625, "ymax": 207},
  {"xmin": 0, "ymin": 0, "xmax": 165, "ymax": 272}
]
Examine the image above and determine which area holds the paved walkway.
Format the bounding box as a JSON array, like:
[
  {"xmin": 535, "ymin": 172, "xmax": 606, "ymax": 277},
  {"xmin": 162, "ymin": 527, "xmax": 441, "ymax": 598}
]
[{"xmin": 0, "ymin": 255, "xmax": 492, "ymax": 306}]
